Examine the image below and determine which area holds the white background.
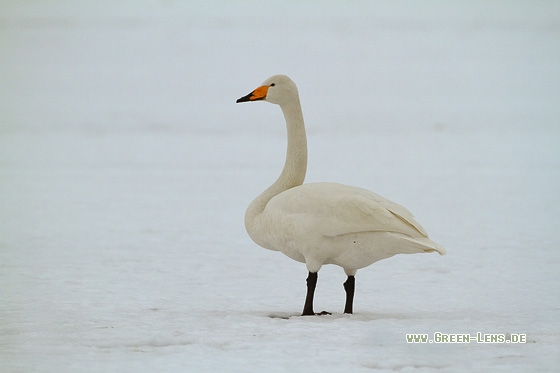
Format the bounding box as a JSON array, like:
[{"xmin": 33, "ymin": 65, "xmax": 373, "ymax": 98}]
[{"xmin": 1, "ymin": 1, "xmax": 559, "ymax": 371}]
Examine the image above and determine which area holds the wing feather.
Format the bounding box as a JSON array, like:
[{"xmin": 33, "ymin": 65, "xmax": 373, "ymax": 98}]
[{"xmin": 267, "ymin": 182, "xmax": 429, "ymax": 238}]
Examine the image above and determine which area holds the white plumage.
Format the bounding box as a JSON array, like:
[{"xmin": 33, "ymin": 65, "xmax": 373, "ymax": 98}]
[{"xmin": 237, "ymin": 75, "xmax": 445, "ymax": 316}]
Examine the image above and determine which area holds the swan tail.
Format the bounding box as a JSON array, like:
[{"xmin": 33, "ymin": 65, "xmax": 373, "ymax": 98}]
[{"xmin": 393, "ymin": 233, "xmax": 447, "ymax": 255}]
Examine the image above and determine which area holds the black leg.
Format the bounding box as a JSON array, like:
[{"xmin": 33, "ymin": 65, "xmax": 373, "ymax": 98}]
[
  {"xmin": 343, "ymin": 275, "xmax": 355, "ymax": 314},
  {"xmin": 302, "ymin": 271, "xmax": 318, "ymax": 316}
]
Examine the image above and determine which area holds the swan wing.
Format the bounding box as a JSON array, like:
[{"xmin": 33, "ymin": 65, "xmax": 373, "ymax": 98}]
[{"xmin": 268, "ymin": 182, "xmax": 429, "ymax": 238}]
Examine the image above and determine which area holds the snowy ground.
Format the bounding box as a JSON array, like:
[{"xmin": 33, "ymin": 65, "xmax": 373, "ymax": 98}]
[{"xmin": 1, "ymin": 1, "xmax": 560, "ymax": 371}]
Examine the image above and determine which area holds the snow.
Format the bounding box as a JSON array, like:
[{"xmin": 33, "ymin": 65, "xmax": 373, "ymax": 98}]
[{"xmin": 1, "ymin": 1, "xmax": 559, "ymax": 371}]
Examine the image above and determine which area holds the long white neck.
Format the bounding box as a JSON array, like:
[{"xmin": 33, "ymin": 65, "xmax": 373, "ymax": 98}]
[{"xmin": 245, "ymin": 97, "xmax": 307, "ymax": 225}]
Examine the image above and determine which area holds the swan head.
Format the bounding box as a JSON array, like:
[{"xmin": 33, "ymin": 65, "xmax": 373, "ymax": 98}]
[{"xmin": 236, "ymin": 75, "xmax": 298, "ymax": 106}]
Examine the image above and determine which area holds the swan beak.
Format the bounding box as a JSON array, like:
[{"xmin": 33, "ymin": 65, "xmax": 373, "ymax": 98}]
[{"xmin": 236, "ymin": 85, "xmax": 269, "ymax": 103}]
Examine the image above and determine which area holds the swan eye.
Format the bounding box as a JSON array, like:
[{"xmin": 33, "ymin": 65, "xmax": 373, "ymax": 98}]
[{"xmin": 270, "ymin": 83, "xmax": 275, "ymax": 87}]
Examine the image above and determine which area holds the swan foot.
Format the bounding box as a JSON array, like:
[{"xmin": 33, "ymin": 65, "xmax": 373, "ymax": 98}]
[{"xmin": 301, "ymin": 310, "xmax": 332, "ymax": 317}]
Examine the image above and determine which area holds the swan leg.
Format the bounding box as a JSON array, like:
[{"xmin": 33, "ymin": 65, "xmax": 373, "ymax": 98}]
[
  {"xmin": 302, "ymin": 272, "xmax": 331, "ymax": 316},
  {"xmin": 302, "ymin": 271, "xmax": 318, "ymax": 316},
  {"xmin": 343, "ymin": 275, "xmax": 355, "ymax": 314}
]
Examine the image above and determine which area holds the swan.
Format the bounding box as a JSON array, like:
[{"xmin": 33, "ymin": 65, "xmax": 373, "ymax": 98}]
[{"xmin": 236, "ymin": 75, "xmax": 446, "ymax": 316}]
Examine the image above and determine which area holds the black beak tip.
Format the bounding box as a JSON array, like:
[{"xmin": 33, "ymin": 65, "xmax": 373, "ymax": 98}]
[{"xmin": 236, "ymin": 92, "xmax": 254, "ymax": 103}]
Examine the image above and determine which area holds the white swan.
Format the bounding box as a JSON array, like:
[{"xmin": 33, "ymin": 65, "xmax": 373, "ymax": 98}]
[{"xmin": 237, "ymin": 75, "xmax": 446, "ymax": 316}]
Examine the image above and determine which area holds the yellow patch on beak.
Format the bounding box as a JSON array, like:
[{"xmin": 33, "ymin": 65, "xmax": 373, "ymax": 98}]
[
  {"xmin": 236, "ymin": 85, "xmax": 270, "ymax": 103},
  {"xmin": 249, "ymin": 85, "xmax": 269, "ymax": 101}
]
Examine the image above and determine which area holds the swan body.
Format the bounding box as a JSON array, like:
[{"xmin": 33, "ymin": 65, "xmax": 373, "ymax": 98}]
[
  {"xmin": 237, "ymin": 75, "xmax": 445, "ymax": 315},
  {"xmin": 247, "ymin": 181, "xmax": 444, "ymax": 274}
]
